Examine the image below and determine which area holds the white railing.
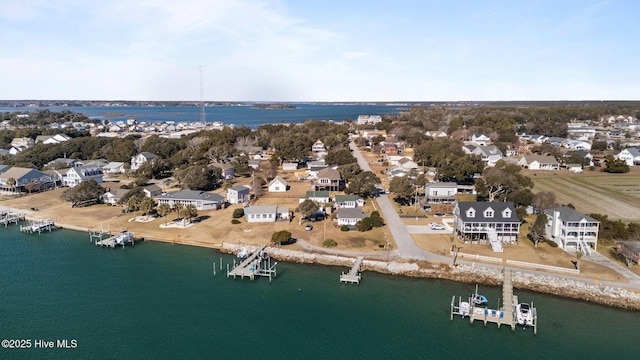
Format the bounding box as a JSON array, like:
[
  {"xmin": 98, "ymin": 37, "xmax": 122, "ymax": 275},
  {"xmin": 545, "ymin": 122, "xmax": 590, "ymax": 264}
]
[
  {"xmin": 450, "ymin": 251, "xmax": 503, "ymax": 264},
  {"xmin": 506, "ymin": 260, "xmax": 580, "ymax": 275}
]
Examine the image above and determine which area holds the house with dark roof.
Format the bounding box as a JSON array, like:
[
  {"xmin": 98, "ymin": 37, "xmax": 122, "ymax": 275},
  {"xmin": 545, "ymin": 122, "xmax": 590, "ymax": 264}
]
[
  {"xmin": 227, "ymin": 185, "xmax": 251, "ymax": 204},
  {"xmin": 453, "ymin": 202, "xmax": 520, "ymax": 245},
  {"xmin": 155, "ymin": 190, "xmax": 224, "ymax": 211},
  {"xmin": 62, "ymin": 165, "xmax": 104, "ymax": 187},
  {"xmin": 336, "ymin": 208, "xmax": 367, "ymax": 227},
  {"xmin": 143, "ymin": 184, "xmax": 163, "ymax": 198},
  {"xmin": 131, "ymin": 152, "xmax": 158, "ymax": 171},
  {"xmin": 299, "ymin": 190, "xmax": 331, "ymax": 204},
  {"xmin": 102, "ymin": 188, "xmax": 130, "ymax": 205},
  {"xmin": 544, "ymin": 207, "xmax": 599, "ymax": 254}
]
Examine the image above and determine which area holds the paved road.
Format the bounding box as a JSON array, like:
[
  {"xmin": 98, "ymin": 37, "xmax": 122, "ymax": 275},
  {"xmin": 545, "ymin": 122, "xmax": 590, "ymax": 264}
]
[{"xmin": 347, "ymin": 141, "xmax": 640, "ymax": 291}]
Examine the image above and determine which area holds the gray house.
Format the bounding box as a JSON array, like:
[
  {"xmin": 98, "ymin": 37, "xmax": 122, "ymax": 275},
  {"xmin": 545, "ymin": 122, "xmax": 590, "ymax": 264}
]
[
  {"xmin": 227, "ymin": 185, "xmax": 251, "ymax": 205},
  {"xmin": 155, "ymin": 190, "xmax": 224, "ymax": 211}
]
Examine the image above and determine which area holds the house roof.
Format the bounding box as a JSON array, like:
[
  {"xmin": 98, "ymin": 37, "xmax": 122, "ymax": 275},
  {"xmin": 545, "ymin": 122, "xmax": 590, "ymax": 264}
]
[
  {"xmin": 617, "ymin": 240, "xmax": 640, "ymax": 253},
  {"xmin": 521, "ymin": 154, "xmax": 559, "ymax": 164},
  {"xmin": 621, "ymin": 148, "xmax": 640, "ymax": 157},
  {"xmin": 304, "ymin": 190, "xmax": 330, "ymax": 198},
  {"xmin": 105, "ymin": 188, "xmax": 130, "ymax": 199},
  {"xmin": 102, "ymin": 161, "xmax": 125, "ymax": 169},
  {"xmin": 143, "ymin": 184, "xmax": 162, "ymax": 193},
  {"xmin": 543, "ymin": 206, "xmax": 598, "ymax": 223},
  {"xmin": 138, "ymin": 152, "xmax": 158, "ymax": 160},
  {"xmin": 337, "ymin": 208, "xmax": 367, "ymax": 219},
  {"xmin": 317, "ymin": 167, "xmax": 341, "ymax": 180},
  {"xmin": 156, "ymin": 190, "xmax": 224, "ymax": 203},
  {"xmin": 268, "ymin": 176, "xmax": 287, "ymax": 187},
  {"xmin": 426, "ymin": 182, "xmax": 457, "ymax": 189},
  {"xmin": 335, "ymin": 194, "xmax": 362, "ymax": 202},
  {"xmin": 229, "ymin": 185, "xmax": 250, "ymax": 192},
  {"xmin": 455, "ymin": 201, "xmax": 519, "ymax": 223},
  {"xmin": 244, "ymin": 204, "xmax": 277, "ymax": 214}
]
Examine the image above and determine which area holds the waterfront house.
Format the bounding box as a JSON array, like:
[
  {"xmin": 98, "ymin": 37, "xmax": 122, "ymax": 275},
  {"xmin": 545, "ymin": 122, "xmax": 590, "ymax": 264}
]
[
  {"xmin": 615, "ymin": 148, "xmax": 640, "ymax": 166},
  {"xmin": 0, "ymin": 167, "xmax": 57, "ymax": 195},
  {"xmin": 102, "ymin": 188, "xmax": 130, "ymax": 205},
  {"xmin": 62, "ymin": 165, "xmax": 104, "ymax": 187},
  {"xmin": 312, "ymin": 167, "xmax": 343, "ymax": 191},
  {"xmin": 155, "ymin": 190, "xmax": 224, "ymax": 211},
  {"xmin": 334, "ymin": 194, "xmax": 364, "ymax": 208},
  {"xmin": 299, "ymin": 190, "xmax": 331, "ymax": 204},
  {"xmin": 268, "ymin": 176, "xmax": 288, "ymax": 192},
  {"xmin": 616, "ymin": 241, "xmax": 640, "ymax": 266},
  {"xmin": 336, "ymin": 208, "xmax": 367, "ymax": 227},
  {"xmin": 519, "ymin": 155, "xmax": 560, "ymax": 170},
  {"xmin": 453, "ymin": 202, "xmax": 520, "ymax": 244},
  {"xmin": 131, "ymin": 152, "xmax": 158, "ymax": 171},
  {"xmin": 227, "ymin": 185, "xmax": 251, "ymax": 205},
  {"xmin": 244, "ymin": 205, "xmax": 290, "ymax": 223},
  {"xmin": 544, "ymin": 207, "xmax": 599, "ymax": 254}
]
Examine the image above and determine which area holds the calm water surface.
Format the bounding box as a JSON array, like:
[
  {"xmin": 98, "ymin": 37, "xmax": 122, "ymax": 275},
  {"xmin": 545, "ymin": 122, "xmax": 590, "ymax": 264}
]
[{"xmin": 1, "ymin": 227, "xmax": 638, "ymax": 359}]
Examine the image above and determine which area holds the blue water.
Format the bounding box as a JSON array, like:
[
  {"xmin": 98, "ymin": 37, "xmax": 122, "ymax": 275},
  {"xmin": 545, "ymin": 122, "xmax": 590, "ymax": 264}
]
[
  {"xmin": 0, "ymin": 104, "xmax": 405, "ymax": 128},
  {"xmin": 1, "ymin": 226, "xmax": 638, "ymax": 360}
]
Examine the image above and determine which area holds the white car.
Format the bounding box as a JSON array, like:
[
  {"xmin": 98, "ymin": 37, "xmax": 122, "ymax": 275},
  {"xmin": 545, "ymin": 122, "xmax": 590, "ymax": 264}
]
[{"xmin": 429, "ymin": 223, "xmax": 445, "ymax": 230}]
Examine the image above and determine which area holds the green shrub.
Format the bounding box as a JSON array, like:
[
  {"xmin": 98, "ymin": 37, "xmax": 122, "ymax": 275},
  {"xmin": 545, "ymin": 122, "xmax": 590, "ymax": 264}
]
[
  {"xmin": 232, "ymin": 208, "xmax": 245, "ymax": 219},
  {"xmin": 340, "ymin": 225, "xmax": 350, "ymax": 231},
  {"xmin": 356, "ymin": 218, "xmax": 373, "ymax": 231},
  {"xmin": 323, "ymin": 238, "xmax": 337, "ymax": 248},
  {"xmin": 271, "ymin": 230, "xmax": 292, "ymax": 244},
  {"xmin": 231, "ymin": 219, "xmax": 241, "ymax": 224}
]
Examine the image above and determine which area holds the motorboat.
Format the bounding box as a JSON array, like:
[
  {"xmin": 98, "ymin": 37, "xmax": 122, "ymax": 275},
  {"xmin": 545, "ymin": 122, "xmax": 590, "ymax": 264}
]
[
  {"xmin": 471, "ymin": 284, "xmax": 488, "ymax": 305},
  {"xmin": 114, "ymin": 231, "xmax": 134, "ymax": 245},
  {"xmin": 459, "ymin": 301, "xmax": 470, "ymax": 317},
  {"xmin": 516, "ymin": 303, "xmax": 534, "ymax": 326},
  {"xmin": 237, "ymin": 248, "xmax": 248, "ymax": 259}
]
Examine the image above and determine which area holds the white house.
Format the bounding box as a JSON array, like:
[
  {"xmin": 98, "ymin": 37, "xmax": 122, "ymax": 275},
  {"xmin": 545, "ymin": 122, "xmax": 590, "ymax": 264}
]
[
  {"xmin": 425, "ymin": 182, "xmax": 458, "ymax": 204},
  {"xmin": 470, "ymin": 145, "xmax": 503, "ymax": 166},
  {"xmin": 471, "ymin": 134, "xmax": 491, "ymax": 146},
  {"xmin": 268, "ymin": 176, "xmax": 288, "ymax": 192},
  {"xmin": 102, "ymin": 161, "xmax": 126, "ymax": 174},
  {"xmin": 143, "ymin": 184, "xmax": 163, "ymax": 198},
  {"xmin": 282, "ymin": 162, "xmax": 298, "ymax": 171},
  {"xmin": 131, "ymin": 152, "xmax": 158, "ymax": 171},
  {"xmin": 299, "ymin": 190, "xmax": 331, "ymax": 203},
  {"xmin": 544, "ymin": 207, "xmax": 599, "ymax": 254},
  {"xmin": 519, "ymin": 155, "xmax": 560, "ymax": 170},
  {"xmin": 155, "ymin": 190, "xmax": 224, "ymax": 211},
  {"xmin": 245, "ymin": 205, "xmax": 290, "ymax": 223},
  {"xmin": 334, "ymin": 195, "xmax": 364, "ymax": 208},
  {"xmin": 562, "ymin": 139, "xmax": 592, "ymax": 151},
  {"xmin": 336, "ymin": 208, "xmax": 368, "ymax": 227},
  {"xmin": 102, "ymin": 188, "xmax": 130, "ymax": 205},
  {"xmin": 62, "ymin": 165, "xmax": 104, "ymax": 187},
  {"xmin": 615, "ymin": 148, "xmax": 640, "ymax": 166},
  {"xmin": 453, "ymin": 202, "xmax": 520, "ymax": 245},
  {"xmin": 227, "ymin": 185, "xmax": 251, "ymax": 204},
  {"xmin": 311, "ymin": 139, "xmax": 326, "ymax": 153},
  {"xmin": 356, "ymin": 115, "xmax": 382, "ymax": 125},
  {"xmin": 397, "ymin": 157, "xmax": 419, "ymax": 171}
]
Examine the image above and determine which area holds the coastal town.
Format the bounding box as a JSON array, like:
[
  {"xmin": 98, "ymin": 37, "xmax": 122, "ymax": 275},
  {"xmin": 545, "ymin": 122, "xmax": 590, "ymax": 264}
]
[{"xmin": 1, "ymin": 105, "xmax": 640, "ymax": 311}]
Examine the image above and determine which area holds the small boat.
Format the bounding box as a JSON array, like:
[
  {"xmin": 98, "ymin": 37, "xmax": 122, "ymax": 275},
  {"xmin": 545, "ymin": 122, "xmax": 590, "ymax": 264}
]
[
  {"xmin": 516, "ymin": 303, "xmax": 534, "ymax": 326},
  {"xmin": 459, "ymin": 301, "xmax": 470, "ymax": 317},
  {"xmin": 237, "ymin": 248, "xmax": 248, "ymax": 259},
  {"xmin": 114, "ymin": 231, "xmax": 134, "ymax": 245},
  {"xmin": 471, "ymin": 284, "xmax": 488, "ymax": 305}
]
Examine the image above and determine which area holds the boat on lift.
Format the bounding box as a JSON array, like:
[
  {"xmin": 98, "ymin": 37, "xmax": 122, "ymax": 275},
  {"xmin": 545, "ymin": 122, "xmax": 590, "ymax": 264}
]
[{"xmin": 471, "ymin": 284, "xmax": 489, "ymax": 305}]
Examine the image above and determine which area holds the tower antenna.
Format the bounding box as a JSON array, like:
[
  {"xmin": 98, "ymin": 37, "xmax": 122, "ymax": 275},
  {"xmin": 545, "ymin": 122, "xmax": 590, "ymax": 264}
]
[{"xmin": 199, "ymin": 65, "xmax": 205, "ymax": 123}]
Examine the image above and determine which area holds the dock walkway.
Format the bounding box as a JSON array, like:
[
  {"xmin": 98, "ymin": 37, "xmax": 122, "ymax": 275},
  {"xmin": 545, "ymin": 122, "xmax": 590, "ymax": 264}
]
[
  {"xmin": 20, "ymin": 219, "xmax": 55, "ymax": 234},
  {"xmin": 227, "ymin": 246, "xmax": 277, "ymax": 282},
  {"xmin": 340, "ymin": 256, "xmax": 364, "ymax": 284},
  {"xmin": 0, "ymin": 212, "xmax": 25, "ymax": 227}
]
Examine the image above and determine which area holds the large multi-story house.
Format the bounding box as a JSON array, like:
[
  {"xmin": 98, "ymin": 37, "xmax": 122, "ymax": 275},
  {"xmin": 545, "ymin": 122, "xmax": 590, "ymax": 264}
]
[
  {"xmin": 155, "ymin": 190, "xmax": 224, "ymax": 211},
  {"xmin": 0, "ymin": 167, "xmax": 57, "ymax": 195},
  {"xmin": 453, "ymin": 202, "xmax": 521, "ymax": 248},
  {"xmin": 312, "ymin": 167, "xmax": 343, "ymax": 191},
  {"xmin": 543, "ymin": 207, "xmax": 599, "ymax": 254},
  {"xmin": 468, "ymin": 145, "xmax": 503, "ymax": 166},
  {"xmin": 424, "ymin": 182, "xmax": 458, "ymax": 204},
  {"xmin": 615, "ymin": 148, "xmax": 640, "ymax": 166},
  {"xmin": 130, "ymin": 152, "xmax": 158, "ymax": 171},
  {"xmin": 311, "ymin": 139, "xmax": 326, "ymax": 153},
  {"xmin": 62, "ymin": 165, "xmax": 104, "ymax": 187},
  {"xmin": 227, "ymin": 185, "xmax": 251, "ymax": 205}
]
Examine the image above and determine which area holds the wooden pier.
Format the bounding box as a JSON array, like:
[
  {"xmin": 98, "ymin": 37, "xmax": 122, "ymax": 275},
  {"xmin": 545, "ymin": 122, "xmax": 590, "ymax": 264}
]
[
  {"xmin": 227, "ymin": 246, "xmax": 277, "ymax": 282},
  {"xmin": 450, "ymin": 270, "xmax": 538, "ymax": 334},
  {"xmin": 0, "ymin": 212, "xmax": 25, "ymax": 227},
  {"xmin": 340, "ymin": 256, "xmax": 364, "ymax": 284},
  {"xmin": 20, "ymin": 219, "xmax": 55, "ymax": 234},
  {"xmin": 95, "ymin": 231, "xmax": 138, "ymax": 248}
]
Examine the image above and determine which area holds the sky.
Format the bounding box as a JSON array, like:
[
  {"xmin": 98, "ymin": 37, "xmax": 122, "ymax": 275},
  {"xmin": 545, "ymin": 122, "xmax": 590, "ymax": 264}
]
[{"xmin": 0, "ymin": 0, "xmax": 638, "ymax": 102}]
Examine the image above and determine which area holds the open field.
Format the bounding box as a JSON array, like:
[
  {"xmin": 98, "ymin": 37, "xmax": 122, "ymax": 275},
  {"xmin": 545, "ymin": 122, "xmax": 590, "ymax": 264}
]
[{"xmin": 530, "ymin": 167, "xmax": 640, "ymax": 222}]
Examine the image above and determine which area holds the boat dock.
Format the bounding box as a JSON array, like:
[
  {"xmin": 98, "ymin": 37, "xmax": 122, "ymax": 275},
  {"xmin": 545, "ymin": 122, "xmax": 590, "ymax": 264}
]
[
  {"xmin": 0, "ymin": 212, "xmax": 25, "ymax": 227},
  {"xmin": 450, "ymin": 270, "xmax": 538, "ymax": 334},
  {"xmin": 20, "ymin": 219, "xmax": 55, "ymax": 234},
  {"xmin": 340, "ymin": 256, "xmax": 364, "ymax": 284},
  {"xmin": 227, "ymin": 245, "xmax": 277, "ymax": 282},
  {"xmin": 95, "ymin": 231, "xmax": 138, "ymax": 248}
]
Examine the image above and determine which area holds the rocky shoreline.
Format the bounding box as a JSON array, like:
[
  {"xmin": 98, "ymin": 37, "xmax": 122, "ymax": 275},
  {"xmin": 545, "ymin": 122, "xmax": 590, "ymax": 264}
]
[{"xmin": 221, "ymin": 243, "xmax": 640, "ymax": 311}]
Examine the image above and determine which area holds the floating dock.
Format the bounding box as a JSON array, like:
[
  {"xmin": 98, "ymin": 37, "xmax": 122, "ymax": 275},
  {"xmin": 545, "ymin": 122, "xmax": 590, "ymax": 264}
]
[
  {"xmin": 340, "ymin": 256, "xmax": 364, "ymax": 284},
  {"xmin": 20, "ymin": 219, "xmax": 55, "ymax": 234},
  {"xmin": 227, "ymin": 245, "xmax": 277, "ymax": 282},
  {"xmin": 95, "ymin": 231, "xmax": 138, "ymax": 248},
  {"xmin": 450, "ymin": 270, "xmax": 537, "ymax": 334},
  {"xmin": 0, "ymin": 212, "xmax": 25, "ymax": 227}
]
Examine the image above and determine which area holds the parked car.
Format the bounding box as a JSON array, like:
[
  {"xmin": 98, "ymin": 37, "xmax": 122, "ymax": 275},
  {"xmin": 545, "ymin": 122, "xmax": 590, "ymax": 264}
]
[
  {"xmin": 429, "ymin": 223, "xmax": 445, "ymax": 230},
  {"xmin": 305, "ymin": 224, "xmax": 313, "ymax": 231}
]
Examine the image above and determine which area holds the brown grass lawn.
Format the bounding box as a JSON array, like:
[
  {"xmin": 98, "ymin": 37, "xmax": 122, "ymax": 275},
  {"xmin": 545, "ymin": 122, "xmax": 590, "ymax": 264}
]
[{"xmin": 530, "ymin": 167, "xmax": 640, "ymax": 222}]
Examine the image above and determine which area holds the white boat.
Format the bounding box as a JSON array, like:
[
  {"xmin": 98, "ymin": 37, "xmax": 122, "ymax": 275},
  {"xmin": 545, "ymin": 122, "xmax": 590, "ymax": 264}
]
[
  {"xmin": 237, "ymin": 248, "xmax": 248, "ymax": 259},
  {"xmin": 114, "ymin": 231, "xmax": 134, "ymax": 245},
  {"xmin": 516, "ymin": 303, "xmax": 534, "ymax": 326},
  {"xmin": 459, "ymin": 301, "xmax": 470, "ymax": 317}
]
